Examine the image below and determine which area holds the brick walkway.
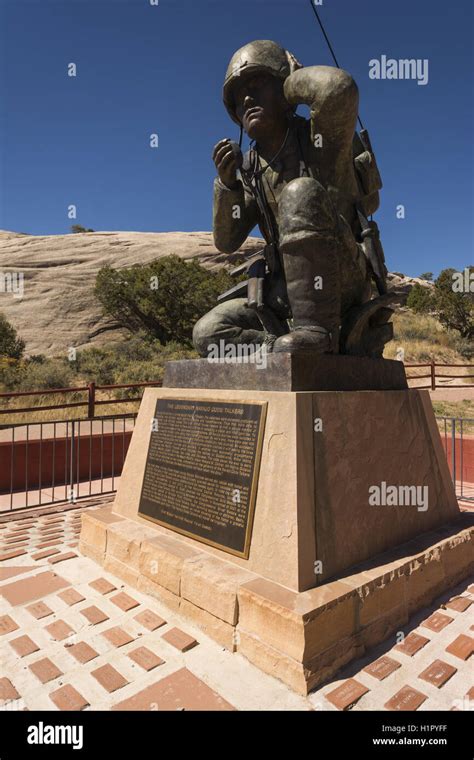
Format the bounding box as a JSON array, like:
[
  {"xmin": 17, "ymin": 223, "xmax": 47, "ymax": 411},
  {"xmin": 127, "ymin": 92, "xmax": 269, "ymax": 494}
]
[{"xmin": 0, "ymin": 499, "xmax": 472, "ymax": 711}]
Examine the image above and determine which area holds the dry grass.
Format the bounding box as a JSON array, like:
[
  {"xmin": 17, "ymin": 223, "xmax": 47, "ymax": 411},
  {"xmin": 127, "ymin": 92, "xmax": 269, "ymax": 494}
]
[
  {"xmin": 0, "ymin": 336, "xmax": 193, "ymax": 425},
  {"xmin": 384, "ymin": 310, "xmax": 473, "ymax": 391},
  {"xmin": 432, "ymin": 400, "xmax": 474, "ymax": 434},
  {"xmin": 384, "ymin": 311, "xmax": 466, "ymax": 363}
]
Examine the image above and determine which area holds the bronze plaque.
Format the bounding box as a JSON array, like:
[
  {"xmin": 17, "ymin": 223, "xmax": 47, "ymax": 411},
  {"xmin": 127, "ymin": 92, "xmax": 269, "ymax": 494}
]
[{"xmin": 138, "ymin": 398, "xmax": 267, "ymax": 558}]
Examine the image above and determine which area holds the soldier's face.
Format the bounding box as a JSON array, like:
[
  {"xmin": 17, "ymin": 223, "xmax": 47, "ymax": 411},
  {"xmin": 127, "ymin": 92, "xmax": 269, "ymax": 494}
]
[{"xmin": 233, "ymin": 73, "xmax": 288, "ymax": 139}]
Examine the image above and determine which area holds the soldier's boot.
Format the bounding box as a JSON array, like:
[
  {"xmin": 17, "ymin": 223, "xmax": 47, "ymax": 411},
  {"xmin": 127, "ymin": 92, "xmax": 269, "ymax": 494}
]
[{"xmin": 273, "ymin": 177, "xmax": 342, "ymax": 354}]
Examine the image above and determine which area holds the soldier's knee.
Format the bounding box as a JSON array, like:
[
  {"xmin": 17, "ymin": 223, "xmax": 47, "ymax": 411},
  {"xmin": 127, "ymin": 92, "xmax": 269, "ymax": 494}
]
[
  {"xmin": 192, "ymin": 299, "xmax": 252, "ymax": 356},
  {"xmin": 279, "ymin": 177, "xmax": 327, "ymax": 211},
  {"xmin": 279, "ymin": 177, "xmax": 338, "ymax": 240},
  {"xmin": 280, "ymin": 176, "xmax": 324, "ymax": 199},
  {"xmin": 192, "ymin": 312, "xmax": 216, "ymax": 357}
]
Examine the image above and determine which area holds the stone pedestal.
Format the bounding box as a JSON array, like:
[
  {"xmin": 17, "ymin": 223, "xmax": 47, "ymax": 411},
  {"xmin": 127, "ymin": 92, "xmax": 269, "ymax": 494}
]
[{"xmin": 79, "ymin": 371, "xmax": 472, "ymax": 694}]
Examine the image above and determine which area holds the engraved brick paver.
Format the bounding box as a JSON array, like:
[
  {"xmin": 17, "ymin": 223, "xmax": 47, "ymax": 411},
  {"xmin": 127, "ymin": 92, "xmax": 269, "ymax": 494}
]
[
  {"xmin": 3, "ymin": 535, "xmax": 29, "ymax": 544},
  {"xmin": 102, "ymin": 626, "xmax": 134, "ymax": 648},
  {"xmin": 113, "ymin": 668, "xmax": 235, "ymax": 711},
  {"xmin": 421, "ymin": 611, "xmax": 454, "ymax": 632},
  {"xmin": 49, "ymin": 684, "xmax": 89, "ymax": 711},
  {"xmin": 40, "ymin": 526, "xmax": 62, "ymax": 534},
  {"xmin": 5, "ymin": 528, "xmax": 30, "ymax": 536},
  {"xmin": 0, "ymin": 678, "xmax": 20, "ymax": 702},
  {"xmin": 444, "ymin": 596, "xmax": 472, "ymax": 613},
  {"xmin": 363, "ymin": 656, "xmax": 401, "ymax": 681},
  {"xmin": 128, "ymin": 647, "xmax": 165, "ymax": 671},
  {"xmin": 2, "ymin": 545, "xmax": 29, "ymax": 554},
  {"xmin": 0, "ymin": 549, "xmax": 27, "ymax": 561},
  {"xmin": 89, "ymin": 578, "xmax": 117, "ymax": 595},
  {"xmin": 35, "ymin": 540, "xmax": 63, "ymax": 550},
  {"xmin": 326, "ymin": 679, "xmax": 369, "ymax": 710},
  {"xmin": 31, "ymin": 548, "xmax": 61, "ymax": 561},
  {"xmin": 0, "ymin": 615, "xmax": 19, "ymax": 635},
  {"xmin": 25, "ymin": 601, "xmax": 54, "ymax": 620},
  {"xmin": 385, "ymin": 686, "xmax": 427, "ymax": 711},
  {"xmin": 418, "ymin": 659, "xmax": 457, "ymax": 688},
  {"xmin": 38, "ymin": 527, "xmax": 64, "ymax": 537},
  {"xmin": 0, "ymin": 571, "xmax": 69, "ymax": 605},
  {"xmin": 91, "ymin": 664, "xmax": 128, "ymax": 693},
  {"xmin": 65, "ymin": 642, "xmax": 99, "ymax": 664},
  {"xmin": 48, "ymin": 552, "xmax": 77, "ymax": 565},
  {"xmin": 445, "ymin": 634, "xmax": 474, "ymax": 661},
  {"xmin": 44, "ymin": 620, "xmax": 75, "ymax": 641},
  {"xmin": 57, "ymin": 588, "xmax": 85, "ymax": 606},
  {"xmin": 9, "ymin": 635, "xmax": 40, "ymax": 657},
  {"xmin": 162, "ymin": 627, "xmax": 198, "ymax": 652},
  {"xmin": 110, "ymin": 592, "xmax": 139, "ymax": 612},
  {"xmin": 0, "ymin": 539, "xmax": 25, "ymax": 548},
  {"xmin": 0, "ymin": 565, "xmax": 37, "ymax": 581},
  {"xmin": 80, "ymin": 606, "xmax": 109, "ymax": 625},
  {"xmin": 394, "ymin": 632, "xmax": 430, "ymax": 657},
  {"xmin": 10, "ymin": 523, "xmax": 34, "ymax": 531},
  {"xmin": 29, "ymin": 658, "xmax": 63, "ymax": 684},
  {"xmin": 134, "ymin": 609, "xmax": 166, "ymax": 631}
]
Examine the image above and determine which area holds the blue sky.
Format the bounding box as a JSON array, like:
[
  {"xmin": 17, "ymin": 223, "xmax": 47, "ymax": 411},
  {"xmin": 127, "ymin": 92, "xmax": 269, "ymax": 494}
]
[{"xmin": 0, "ymin": 0, "xmax": 472, "ymax": 278}]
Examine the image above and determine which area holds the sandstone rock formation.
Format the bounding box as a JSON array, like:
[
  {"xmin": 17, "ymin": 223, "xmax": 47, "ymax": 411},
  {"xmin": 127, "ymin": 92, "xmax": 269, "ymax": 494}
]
[
  {"xmin": 386, "ymin": 271, "xmax": 434, "ymax": 297},
  {"xmin": 0, "ymin": 230, "xmax": 262, "ymax": 357},
  {"xmin": 0, "ymin": 230, "xmax": 430, "ymax": 357}
]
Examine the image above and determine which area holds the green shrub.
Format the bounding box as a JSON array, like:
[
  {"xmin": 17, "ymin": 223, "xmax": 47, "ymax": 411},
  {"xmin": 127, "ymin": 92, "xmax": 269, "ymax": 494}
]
[
  {"xmin": 72, "ymin": 347, "xmax": 117, "ymax": 386},
  {"xmin": 432, "ymin": 268, "xmax": 473, "ymax": 340},
  {"xmin": 94, "ymin": 255, "xmax": 236, "ymax": 346},
  {"xmin": 406, "ymin": 284, "xmax": 433, "ymax": 314},
  {"xmin": 71, "ymin": 225, "xmax": 94, "ymax": 233},
  {"xmin": 453, "ymin": 335, "xmax": 474, "ymax": 360},
  {"xmin": 17, "ymin": 360, "xmax": 75, "ymax": 391},
  {"xmin": 0, "ymin": 313, "xmax": 25, "ymax": 359}
]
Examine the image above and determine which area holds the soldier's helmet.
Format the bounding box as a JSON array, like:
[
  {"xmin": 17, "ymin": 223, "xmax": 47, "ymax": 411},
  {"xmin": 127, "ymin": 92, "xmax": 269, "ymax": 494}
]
[{"xmin": 223, "ymin": 40, "xmax": 303, "ymax": 124}]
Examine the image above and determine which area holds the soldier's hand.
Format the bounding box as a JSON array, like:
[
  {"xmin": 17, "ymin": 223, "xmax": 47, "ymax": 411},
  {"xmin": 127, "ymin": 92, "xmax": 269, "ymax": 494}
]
[{"xmin": 213, "ymin": 139, "xmax": 240, "ymax": 190}]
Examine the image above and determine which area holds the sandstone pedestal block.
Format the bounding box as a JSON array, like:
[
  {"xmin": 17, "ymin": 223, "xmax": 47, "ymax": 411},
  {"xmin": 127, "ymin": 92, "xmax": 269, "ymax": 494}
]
[{"xmin": 79, "ymin": 385, "xmax": 471, "ymax": 694}]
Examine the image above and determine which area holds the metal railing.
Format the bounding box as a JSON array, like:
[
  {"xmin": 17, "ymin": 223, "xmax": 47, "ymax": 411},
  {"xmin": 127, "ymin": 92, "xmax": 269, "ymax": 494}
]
[
  {"xmin": 405, "ymin": 362, "xmax": 474, "ymax": 390},
  {"xmin": 0, "ymin": 413, "xmax": 136, "ymax": 512},
  {"xmin": 436, "ymin": 416, "xmax": 474, "ymax": 502},
  {"xmin": 0, "ymin": 364, "xmax": 472, "ymax": 421},
  {"xmin": 0, "ymin": 380, "xmax": 163, "ymax": 418}
]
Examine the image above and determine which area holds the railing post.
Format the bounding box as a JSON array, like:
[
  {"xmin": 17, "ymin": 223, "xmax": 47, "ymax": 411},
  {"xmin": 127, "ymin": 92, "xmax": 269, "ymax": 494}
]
[
  {"xmin": 451, "ymin": 418, "xmax": 456, "ymax": 494},
  {"xmin": 88, "ymin": 382, "xmax": 96, "ymax": 419},
  {"xmin": 70, "ymin": 419, "xmax": 75, "ymax": 503},
  {"xmin": 430, "ymin": 361, "xmax": 436, "ymax": 391}
]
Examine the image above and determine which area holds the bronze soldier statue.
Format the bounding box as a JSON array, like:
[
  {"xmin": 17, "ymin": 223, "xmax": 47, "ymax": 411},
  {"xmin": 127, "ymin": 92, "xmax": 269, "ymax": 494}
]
[{"xmin": 193, "ymin": 40, "xmax": 397, "ymax": 358}]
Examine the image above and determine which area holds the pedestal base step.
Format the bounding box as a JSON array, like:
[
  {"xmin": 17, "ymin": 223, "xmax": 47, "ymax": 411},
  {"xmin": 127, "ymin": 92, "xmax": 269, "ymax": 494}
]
[{"xmin": 80, "ymin": 508, "xmax": 474, "ymax": 695}]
